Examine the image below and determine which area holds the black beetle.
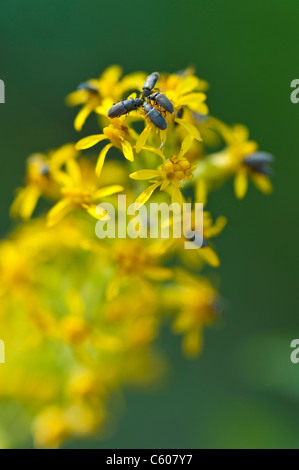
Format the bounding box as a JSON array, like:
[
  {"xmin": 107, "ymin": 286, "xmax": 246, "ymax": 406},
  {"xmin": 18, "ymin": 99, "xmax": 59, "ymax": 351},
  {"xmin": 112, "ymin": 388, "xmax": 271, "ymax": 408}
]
[
  {"xmin": 148, "ymin": 92, "xmax": 174, "ymax": 114},
  {"xmin": 142, "ymin": 72, "xmax": 159, "ymax": 98},
  {"xmin": 142, "ymin": 102, "xmax": 167, "ymax": 130},
  {"xmin": 107, "ymin": 98, "xmax": 144, "ymax": 118}
]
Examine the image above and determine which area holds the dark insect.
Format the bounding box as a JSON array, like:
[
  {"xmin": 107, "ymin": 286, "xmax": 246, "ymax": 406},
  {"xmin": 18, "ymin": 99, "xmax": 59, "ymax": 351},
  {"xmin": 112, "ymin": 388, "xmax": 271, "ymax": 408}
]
[
  {"xmin": 243, "ymin": 152, "xmax": 274, "ymax": 176},
  {"xmin": 39, "ymin": 164, "xmax": 50, "ymax": 176},
  {"xmin": 142, "ymin": 72, "xmax": 159, "ymax": 98},
  {"xmin": 148, "ymin": 92, "xmax": 174, "ymax": 114},
  {"xmin": 107, "ymin": 98, "xmax": 143, "ymax": 118},
  {"xmin": 142, "ymin": 102, "xmax": 167, "ymax": 130},
  {"xmin": 77, "ymin": 82, "xmax": 98, "ymax": 93},
  {"xmin": 107, "ymin": 71, "xmax": 174, "ymax": 129}
]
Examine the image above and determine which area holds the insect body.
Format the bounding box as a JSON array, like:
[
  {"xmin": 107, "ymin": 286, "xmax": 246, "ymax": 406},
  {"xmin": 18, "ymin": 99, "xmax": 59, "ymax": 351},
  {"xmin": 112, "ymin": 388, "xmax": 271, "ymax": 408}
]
[
  {"xmin": 107, "ymin": 71, "xmax": 173, "ymax": 129},
  {"xmin": 142, "ymin": 72, "xmax": 160, "ymax": 98},
  {"xmin": 148, "ymin": 92, "xmax": 174, "ymax": 114},
  {"xmin": 243, "ymin": 152, "xmax": 274, "ymax": 176},
  {"xmin": 142, "ymin": 102, "xmax": 167, "ymax": 130},
  {"xmin": 107, "ymin": 98, "xmax": 143, "ymax": 118},
  {"xmin": 77, "ymin": 82, "xmax": 98, "ymax": 93}
]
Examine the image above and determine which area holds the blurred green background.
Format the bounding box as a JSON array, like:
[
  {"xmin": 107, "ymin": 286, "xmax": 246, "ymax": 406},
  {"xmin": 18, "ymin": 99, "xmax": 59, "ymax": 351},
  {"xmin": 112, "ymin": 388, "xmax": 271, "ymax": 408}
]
[{"xmin": 1, "ymin": 0, "xmax": 299, "ymax": 449}]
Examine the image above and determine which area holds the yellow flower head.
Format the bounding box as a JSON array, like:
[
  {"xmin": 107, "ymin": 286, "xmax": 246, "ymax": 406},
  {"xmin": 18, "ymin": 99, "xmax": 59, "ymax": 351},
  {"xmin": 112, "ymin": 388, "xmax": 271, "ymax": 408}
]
[
  {"xmin": 130, "ymin": 144, "xmax": 197, "ymax": 207},
  {"xmin": 47, "ymin": 158, "xmax": 123, "ymax": 226},
  {"xmin": 10, "ymin": 144, "xmax": 78, "ymax": 220},
  {"xmin": 75, "ymin": 118, "xmax": 137, "ymax": 177},
  {"xmin": 66, "ymin": 65, "xmax": 146, "ymax": 131}
]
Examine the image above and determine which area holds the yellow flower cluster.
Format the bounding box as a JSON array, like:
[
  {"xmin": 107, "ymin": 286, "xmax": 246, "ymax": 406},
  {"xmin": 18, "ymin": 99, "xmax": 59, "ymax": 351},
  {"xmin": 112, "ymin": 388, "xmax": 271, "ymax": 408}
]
[{"xmin": 0, "ymin": 66, "xmax": 273, "ymax": 448}]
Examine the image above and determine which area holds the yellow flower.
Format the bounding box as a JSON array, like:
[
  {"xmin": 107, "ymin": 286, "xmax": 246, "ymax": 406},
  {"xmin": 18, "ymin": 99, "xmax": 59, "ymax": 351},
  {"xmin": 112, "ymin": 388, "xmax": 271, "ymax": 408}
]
[
  {"xmin": 66, "ymin": 65, "xmax": 146, "ymax": 131},
  {"xmin": 163, "ymin": 269, "xmax": 220, "ymax": 357},
  {"xmin": 47, "ymin": 158, "xmax": 123, "ymax": 226},
  {"xmin": 106, "ymin": 239, "xmax": 172, "ymax": 300},
  {"xmin": 130, "ymin": 146, "xmax": 196, "ymax": 206},
  {"xmin": 75, "ymin": 118, "xmax": 137, "ymax": 176},
  {"xmin": 33, "ymin": 406, "xmax": 69, "ymax": 449},
  {"xmin": 10, "ymin": 144, "xmax": 78, "ymax": 220},
  {"xmin": 195, "ymin": 121, "xmax": 274, "ymax": 199},
  {"xmin": 159, "ymin": 69, "xmax": 209, "ymax": 114},
  {"xmin": 170, "ymin": 211, "xmax": 227, "ymax": 268}
]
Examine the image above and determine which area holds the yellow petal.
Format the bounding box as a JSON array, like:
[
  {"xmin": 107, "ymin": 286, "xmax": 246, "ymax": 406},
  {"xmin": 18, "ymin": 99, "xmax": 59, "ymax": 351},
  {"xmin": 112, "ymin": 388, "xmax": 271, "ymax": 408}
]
[
  {"xmin": 52, "ymin": 170, "xmax": 73, "ymax": 187},
  {"xmin": 177, "ymin": 76, "xmax": 200, "ymax": 95},
  {"xmin": 199, "ymin": 246, "xmax": 220, "ymax": 267},
  {"xmin": 95, "ymin": 144, "xmax": 113, "ymax": 177},
  {"xmin": 179, "ymin": 134, "xmax": 194, "ymax": 158},
  {"xmin": 10, "ymin": 186, "xmax": 41, "ymax": 220},
  {"xmin": 135, "ymin": 182, "xmax": 161, "ymax": 209},
  {"xmin": 176, "ymin": 92, "xmax": 206, "ymax": 108},
  {"xmin": 94, "ymin": 185, "xmax": 123, "ymax": 199},
  {"xmin": 251, "ymin": 173, "xmax": 273, "ymax": 195},
  {"xmin": 65, "ymin": 90, "xmax": 85, "ymax": 107},
  {"xmin": 175, "ymin": 118, "xmax": 202, "ymax": 141},
  {"xmin": 50, "ymin": 144, "xmax": 78, "ymax": 170},
  {"xmin": 172, "ymin": 185, "xmax": 183, "ymax": 205},
  {"xmin": 144, "ymin": 267, "xmax": 173, "ymax": 281},
  {"xmin": 121, "ymin": 140, "xmax": 134, "ymax": 162},
  {"xmin": 130, "ymin": 170, "xmax": 161, "ymax": 180},
  {"xmin": 47, "ymin": 198, "xmax": 73, "ymax": 227},
  {"xmin": 74, "ymin": 105, "xmax": 93, "ymax": 131},
  {"xmin": 183, "ymin": 329, "xmax": 203, "ymax": 357},
  {"xmin": 195, "ymin": 179, "xmax": 207, "ymax": 205},
  {"xmin": 83, "ymin": 204, "xmax": 109, "ymax": 220},
  {"xmin": 234, "ymin": 171, "xmax": 248, "ymax": 199},
  {"xmin": 75, "ymin": 134, "xmax": 106, "ymax": 150},
  {"xmin": 66, "ymin": 159, "xmax": 82, "ymax": 186},
  {"xmin": 159, "ymin": 179, "xmax": 170, "ymax": 191},
  {"xmin": 106, "ymin": 273, "xmax": 121, "ymax": 301},
  {"xmin": 136, "ymin": 124, "xmax": 152, "ymax": 153},
  {"xmin": 102, "ymin": 65, "xmax": 122, "ymax": 84},
  {"xmin": 205, "ymin": 215, "xmax": 227, "ymax": 238}
]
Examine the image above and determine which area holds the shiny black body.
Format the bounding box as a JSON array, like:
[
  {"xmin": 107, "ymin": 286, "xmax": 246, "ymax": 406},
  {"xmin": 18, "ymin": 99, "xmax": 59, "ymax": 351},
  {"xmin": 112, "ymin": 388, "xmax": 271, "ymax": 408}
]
[
  {"xmin": 107, "ymin": 71, "xmax": 173, "ymax": 129},
  {"xmin": 107, "ymin": 98, "xmax": 143, "ymax": 118},
  {"xmin": 142, "ymin": 102, "xmax": 167, "ymax": 130},
  {"xmin": 148, "ymin": 92, "xmax": 174, "ymax": 114},
  {"xmin": 142, "ymin": 72, "xmax": 159, "ymax": 98}
]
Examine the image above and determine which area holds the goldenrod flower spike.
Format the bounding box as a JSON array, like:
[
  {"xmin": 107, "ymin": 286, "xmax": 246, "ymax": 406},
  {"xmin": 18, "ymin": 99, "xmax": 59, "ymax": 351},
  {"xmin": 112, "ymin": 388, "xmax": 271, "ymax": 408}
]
[{"xmin": 1, "ymin": 66, "xmax": 274, "ymax": 448}]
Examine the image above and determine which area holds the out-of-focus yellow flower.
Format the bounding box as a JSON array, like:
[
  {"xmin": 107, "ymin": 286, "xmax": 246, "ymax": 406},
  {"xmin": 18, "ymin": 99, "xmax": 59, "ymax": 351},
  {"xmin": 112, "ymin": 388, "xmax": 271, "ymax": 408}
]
[
  {"xmin": 0, "ymin": 66, "xmax": 274, "ymax": 449},
  {"xmin": 168, "ymin": 211, "xmax": 227, "ymax": 268},
  {"xmin": 106, "ymin": 239, "xmax": 172, "ymax": 300},
  {"xmin": 194, "ymin": 121, "xmax": 274, "ymax": 200},
  {"xmin": 66, "ymin": 65, "xmax": 146, "ymax": 131},
  {"xmin": 10, "ymin": 144, "xmax": 78, "ymax": 220},
  {"xmin": 47, "ymin": 158, "xmax": 123, "ymax": 225},
  {"xmin": 163, "ymin": 270, "xmax": 220, "ymax": 357},
  {"xmin": 159, "ymin": 69, "xmax": 209, "ymax": 114}
]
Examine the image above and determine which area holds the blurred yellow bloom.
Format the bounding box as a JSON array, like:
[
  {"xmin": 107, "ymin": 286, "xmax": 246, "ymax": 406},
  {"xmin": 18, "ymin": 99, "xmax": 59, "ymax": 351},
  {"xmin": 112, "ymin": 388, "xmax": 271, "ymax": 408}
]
[
  {"xmin": 66, "ymin": 65, "xmax": 146, "ymax": 131},
  {"xmin": 47, "ymin": 158, "xmax": 123, "ymax": 225},
  {"xmin": 0, "ymin": 66, "xmax": 274, "ymax": 448},
  {"xmin": 10, "ymin": 144, "xmax": 78, "ymax": 220},
  {"xmin": 159, "ymin": 69, "xmax": 209, "ymax": 114},
  {"xmin": 106, "ymin": 239, "xmax": 172, "ymax": 300},
  {"xmin": 163, "ymin": 270, "xmax": 220, "ymax": 357},
  {"xmin": 194, "ymin": 120, "xmax": 274, "ymax": 200}
]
